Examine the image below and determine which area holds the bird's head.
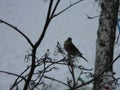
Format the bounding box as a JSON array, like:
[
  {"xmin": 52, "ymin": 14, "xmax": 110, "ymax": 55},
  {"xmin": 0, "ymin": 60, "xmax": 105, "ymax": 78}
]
[{"xmin": 67, "ymin": 37, "xmax": 72, "ymax": 42}]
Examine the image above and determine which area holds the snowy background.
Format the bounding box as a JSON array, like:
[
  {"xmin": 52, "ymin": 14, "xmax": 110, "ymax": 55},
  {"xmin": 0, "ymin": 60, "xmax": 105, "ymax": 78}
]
[{"xmin": 0, "ymin": 0, "xmax": 120, "ymax": 90}]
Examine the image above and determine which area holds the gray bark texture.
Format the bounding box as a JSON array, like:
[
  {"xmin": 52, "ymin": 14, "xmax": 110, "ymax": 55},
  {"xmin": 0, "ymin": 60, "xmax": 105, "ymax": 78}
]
[{"xmin": 94, "ymin": 0, "xmax": 119, "ymax": 90}]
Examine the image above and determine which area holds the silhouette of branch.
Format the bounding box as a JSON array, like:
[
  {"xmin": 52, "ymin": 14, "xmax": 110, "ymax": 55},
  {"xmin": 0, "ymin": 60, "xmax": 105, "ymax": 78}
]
[
  {"xmin": 52, "ymin": 0, "xmax": 85, "ymax": 18},
  {"xmin": 0, "ymin": 70, "xmax": 26, "ymax": 81},
  {"xmin": 10, "ymin": 66, "xmax": 31, "ymax": 90},
  {"xmin": 0, "ymin": 19, "xmax": 34, "ymax": 47},
  {"xmin": 34, "ymin": 0, "xmax": 53, "ymax": 48},
  {"xmin": 23, "ymin": 1, "xmax": 55, "ymax": 90},
  {"xmin": 74, "ymin": 54, "xmax": 120, "ymax": 89},
  {"xmin": 85, "ymin": 13, "xmax": 100, "ymax": 19},
  {"xmin": 50, "ymin": 0, "xmax": 60, "ymax": 17}
]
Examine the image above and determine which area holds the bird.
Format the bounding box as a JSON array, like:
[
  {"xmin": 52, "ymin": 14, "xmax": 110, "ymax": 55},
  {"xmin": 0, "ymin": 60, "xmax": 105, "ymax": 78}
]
[{"xmin": 64, "ymin": 37, "xmax": 88, "ymax": 62}]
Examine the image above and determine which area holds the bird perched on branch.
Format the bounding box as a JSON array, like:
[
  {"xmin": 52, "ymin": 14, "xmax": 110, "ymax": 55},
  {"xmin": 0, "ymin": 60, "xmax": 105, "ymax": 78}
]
[{"xmin": 64, "ymin": 37, "xmax": 88, "ymax": 62}]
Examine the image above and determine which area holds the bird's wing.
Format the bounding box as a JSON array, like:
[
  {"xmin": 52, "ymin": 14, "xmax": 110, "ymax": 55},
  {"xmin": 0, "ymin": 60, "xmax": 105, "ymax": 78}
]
[{"xmin": 67, "ymin": 42, "xmax": 83, "ymax": 56}]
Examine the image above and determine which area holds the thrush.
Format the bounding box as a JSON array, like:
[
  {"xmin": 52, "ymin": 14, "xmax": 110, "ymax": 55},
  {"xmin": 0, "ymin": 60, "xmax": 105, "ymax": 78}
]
[{"xmin": 64, "ymin": 37, "xmax": 88, "ymax": 62}]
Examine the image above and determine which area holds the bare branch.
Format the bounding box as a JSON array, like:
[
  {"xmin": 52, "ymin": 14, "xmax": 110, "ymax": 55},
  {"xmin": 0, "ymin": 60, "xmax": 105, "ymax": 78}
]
[
  {"xmin": 35, "ymin": 0, "xmax": 54, "ymax": 48},
  {"xmin": 10, "ymin": 66, "xmax": 31, "ymax": 90},
  {"xmin": 50, "ymin": 0, "xmax": 60, "ymax": 17},
  {"xmin": 0, "ymin": 19, "xmax": 34, "ymax": 47},
  {"xmin": 74, "ymin": 55, "xmax": 120, "ymax": 89},
  {"xmin": 85, "ymin": 13, "xmax": 100, "ymax": 19},
  {"xmin": 52, "ymin": 0, "xmax": 85, "ymax": 18},
  {"xmin": 0, "ymin": 70, "xmax": 26, "ymax": 81}
]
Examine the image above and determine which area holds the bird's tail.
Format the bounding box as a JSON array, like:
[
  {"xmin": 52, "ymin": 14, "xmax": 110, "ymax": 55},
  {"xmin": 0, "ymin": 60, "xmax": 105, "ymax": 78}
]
[{"xmin": 81, "ymin": 56, "xmax": 88, "ymax": 62}]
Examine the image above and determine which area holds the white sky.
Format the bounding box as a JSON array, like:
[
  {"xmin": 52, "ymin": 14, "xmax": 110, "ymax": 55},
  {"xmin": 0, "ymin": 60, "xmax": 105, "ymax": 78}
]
[{"xmin": 0, "ymin": 0, "xmax": 119, "ymax": 90}]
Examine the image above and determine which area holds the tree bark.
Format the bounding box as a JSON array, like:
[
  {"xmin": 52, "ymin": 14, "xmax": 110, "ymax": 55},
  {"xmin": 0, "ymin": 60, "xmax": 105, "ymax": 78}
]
[{"xmin": 94, "ymin": 0, "xmax": 119, "ymax": 90}]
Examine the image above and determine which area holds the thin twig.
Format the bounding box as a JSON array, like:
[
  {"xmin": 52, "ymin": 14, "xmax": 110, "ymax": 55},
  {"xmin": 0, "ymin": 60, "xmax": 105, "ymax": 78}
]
[
  {"xmin": 0, "ymin": 19, "xmax": 34, "ymax": 47},
  {"xmin": 0, "ymin": 71, "xmax": 26, "ymax": 81},
  {"xmin": 52, "ymin": 0, "xmax": 85, "ymax": 18},
  {"xmin": 85, "ymin": 13, "xmax": 100, "ymax": 19},
  {"xmin": 10, "ymin": 66, "xmax": 31, "ymax": 90}
]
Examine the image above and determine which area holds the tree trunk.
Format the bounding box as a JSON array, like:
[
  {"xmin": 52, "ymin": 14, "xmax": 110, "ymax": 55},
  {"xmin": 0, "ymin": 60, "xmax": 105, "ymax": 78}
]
[{"xmin": 94, "ymin": 0, "xmax": 119, "ymax": 90}]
